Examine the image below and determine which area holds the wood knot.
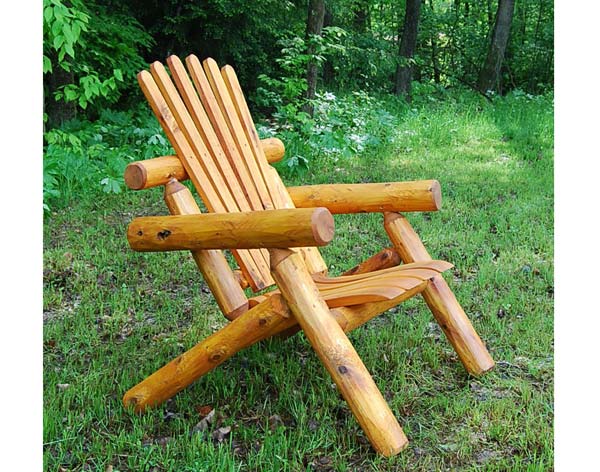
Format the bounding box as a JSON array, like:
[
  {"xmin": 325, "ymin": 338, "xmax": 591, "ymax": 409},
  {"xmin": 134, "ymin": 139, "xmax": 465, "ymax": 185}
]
[
  {"xmin": 137, "ymin": 230, "xmax": 143, "ymax": 236},
  {"xmin": 157, "ymin": 229, "xmax": 171, "ymax": 240},
  {"xmin": 209, "ymin": 347, "xmax": 227, "ymax": 363},
  {"xmin": 338, "ymin": 365, "xmax": 348, "ymax": 374}
]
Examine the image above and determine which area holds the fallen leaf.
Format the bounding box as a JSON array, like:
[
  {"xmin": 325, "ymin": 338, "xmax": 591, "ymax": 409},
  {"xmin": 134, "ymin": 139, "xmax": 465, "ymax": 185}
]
[
  {"xmin": 192, "ymin": 409, "xmax": 215, "ymax": 433},
  {"xmin": 439, "ymin": 443, "xmax": 458, "ymax": 452},
  {"xmin": 57, "ymin": 383, "xmax": 70, "ymax": 390},
  {"xmin": 212, "ymin": 426, "xmax": 231, "ymax": 442},
  {"xmin": 268, "ymin": 414, "xmax": 283, "ymax": 431},
  {"xmin": 195, "ymin": 404, "xmax": 212, "ymax": 416},
  {"xmin": 476, "ymin": 450, "xmax": 499, "ymax": 463},
  {"xmin": 413, "ymin": 447, "xmax": 427, "ymax": 458}
]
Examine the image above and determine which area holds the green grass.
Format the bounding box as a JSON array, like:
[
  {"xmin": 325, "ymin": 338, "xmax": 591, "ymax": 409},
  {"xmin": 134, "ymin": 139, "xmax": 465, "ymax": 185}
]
[{"xmin": 43, "ymin": 92, "xmax": 553, "ymax": 471}]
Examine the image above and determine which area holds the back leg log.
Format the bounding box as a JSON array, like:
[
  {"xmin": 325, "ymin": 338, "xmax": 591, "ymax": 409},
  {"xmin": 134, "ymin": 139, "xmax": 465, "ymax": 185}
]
[
  {"xmin": 384, "ymin": 212, "xmax": 495, "ymax": 376},
  {"xmin": 270, "ymin": 248, "xmax": 408, "ymax": 457}
]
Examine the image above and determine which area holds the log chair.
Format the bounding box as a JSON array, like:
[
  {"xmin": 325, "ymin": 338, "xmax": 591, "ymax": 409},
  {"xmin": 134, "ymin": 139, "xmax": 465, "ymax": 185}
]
[{"xmin": 120, "ymin": 54, "xmax": 495, "ymax": 456}]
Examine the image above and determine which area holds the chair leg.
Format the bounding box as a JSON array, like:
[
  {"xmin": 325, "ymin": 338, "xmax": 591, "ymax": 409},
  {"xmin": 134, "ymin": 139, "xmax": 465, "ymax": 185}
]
[
  {"xmin": 123, "ymin": 281, "xmax": 430, "ymax": 415},
  {"xmin": 384, "ymin": 212, "xmax": 495, "ymax": 376},
  {"xmin": 270, "ymin": 248, "xmax": 408, "ymax": 457}
]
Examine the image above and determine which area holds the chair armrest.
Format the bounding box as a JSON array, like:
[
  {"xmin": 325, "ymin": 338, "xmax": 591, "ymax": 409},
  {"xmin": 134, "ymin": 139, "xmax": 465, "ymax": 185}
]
[
  {"xmin": 287, "ymin": 180, "xmax": 441, "ymax": 214},
  {"xmin": 127, "ymin": 207, "xmax": 334, "ymax": 252}
]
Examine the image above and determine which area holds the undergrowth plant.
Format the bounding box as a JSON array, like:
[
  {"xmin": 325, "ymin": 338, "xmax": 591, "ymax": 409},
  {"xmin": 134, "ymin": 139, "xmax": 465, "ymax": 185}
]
[
  {"xmin": 43, "ymin": 88, "xmax": 552, "ymax": 213},
  {"xmin": 43, "ymin": 109, "xmax": 172, "ymax": 213}
]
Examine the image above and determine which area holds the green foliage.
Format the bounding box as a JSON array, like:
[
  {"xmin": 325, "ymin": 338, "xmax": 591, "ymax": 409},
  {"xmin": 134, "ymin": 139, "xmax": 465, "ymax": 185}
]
[
  {"xmin": 127, "ymin": 0, "xmax": 306, "ymax": 94},
  {"xmin": 255, "ymin": 27, "xmax": 349, "ymax": 116},
  {"xmin": 43, "ymin": 0, "xmax": 89, "ymax": 72},
  {"xmin": 43, "ymin": 109, "xmax": 172, "ymax": 213},
  {"xmin": 43, "ymin": 0, "xmax": 153, "ymax": 118},
  {"xmin": 257, "ymin": 89, "xmax": 406, "ymax": 177}
]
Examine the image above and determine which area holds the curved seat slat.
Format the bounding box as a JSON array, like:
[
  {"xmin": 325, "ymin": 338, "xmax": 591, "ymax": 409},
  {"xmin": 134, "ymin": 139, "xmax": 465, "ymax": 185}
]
[{"xmin": 249, "ymin": 260, "xmax": 451, "ymax": 308}]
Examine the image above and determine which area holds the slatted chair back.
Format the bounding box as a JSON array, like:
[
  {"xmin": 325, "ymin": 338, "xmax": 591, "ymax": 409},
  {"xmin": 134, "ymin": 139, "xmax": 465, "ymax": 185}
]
[{"xmin": 137, "ymin": 55, "xmax": 327, "ymax": 291}]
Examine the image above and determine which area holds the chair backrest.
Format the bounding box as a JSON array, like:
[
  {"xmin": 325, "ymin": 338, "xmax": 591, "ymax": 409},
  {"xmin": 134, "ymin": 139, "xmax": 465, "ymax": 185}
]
[{"xmin": 137, "ymin": 55, "xmax": 327, "ymax": 291}]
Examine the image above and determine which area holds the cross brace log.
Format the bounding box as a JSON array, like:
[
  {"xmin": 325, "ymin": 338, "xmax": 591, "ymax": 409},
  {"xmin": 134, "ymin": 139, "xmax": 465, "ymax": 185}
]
[{"xmin": 123, "ymin": 279, "xmax": 429, "ymax": 433}]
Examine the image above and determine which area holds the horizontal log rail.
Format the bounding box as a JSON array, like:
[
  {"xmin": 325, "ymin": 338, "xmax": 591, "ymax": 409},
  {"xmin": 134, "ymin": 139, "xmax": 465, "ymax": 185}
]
[
  {"xmin": 124, "ymin": 137, "xmax": 285, "ymax": 190},
  {"xmin": 127, "ymin": 208, "xmax": 334, "ymax": 251},
  {"xmin": 287, "ymin": 181, "xmax": 442, "ymax": 213}
]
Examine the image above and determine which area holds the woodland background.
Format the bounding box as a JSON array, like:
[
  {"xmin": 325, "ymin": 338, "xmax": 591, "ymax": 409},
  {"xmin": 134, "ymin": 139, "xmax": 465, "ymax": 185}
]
[{"xmin": 43, "ymin": 0, "xmax": 553, "ymax": 210}]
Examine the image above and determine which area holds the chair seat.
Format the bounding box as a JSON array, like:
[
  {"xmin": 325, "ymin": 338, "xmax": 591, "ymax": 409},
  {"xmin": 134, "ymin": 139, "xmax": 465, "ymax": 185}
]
[{"xmin": 249, "ymin": 260, "xmax": 452, "ymax": 308}]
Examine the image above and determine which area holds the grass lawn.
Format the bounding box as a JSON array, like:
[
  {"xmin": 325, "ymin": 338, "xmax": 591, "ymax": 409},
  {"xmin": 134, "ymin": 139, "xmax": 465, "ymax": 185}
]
[{"xmin": 43, "ymin": 93, "xmax": 553, "ymax": 471}]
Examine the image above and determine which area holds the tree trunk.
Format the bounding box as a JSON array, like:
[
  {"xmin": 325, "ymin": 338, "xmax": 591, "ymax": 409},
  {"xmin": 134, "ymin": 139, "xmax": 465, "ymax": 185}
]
[
  {"xmin": 477, "ymin": 0, "xmax": 516, "ymax": 93},
  {"xmin": 44, "ymin": 66, "xmax": 77, "ymax": 128},
  {"xmin": 395, "ymin": 0, "xmax": 422, "ymax": 100},
  {"xmin": 352, "ymin": 0, "xmax": 370, "ymax": 33},
  {"xmin": 322, "ymin": 5, "xmax": 335, "ymax": 84},
  {"xmin": 304, "ymin": 0, "xmax": 325, "ymax": 116},
  {"xmin": 428, "ymin": 0, "xmax": 440, "ymax": 84}
]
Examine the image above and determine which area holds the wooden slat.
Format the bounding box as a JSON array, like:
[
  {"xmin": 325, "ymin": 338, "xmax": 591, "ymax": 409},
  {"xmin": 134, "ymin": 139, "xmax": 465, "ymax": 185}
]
[
  {"xmin": 312, "ymin": 260, "xmax": 453, "ymax": 284},
  {"xmin": 183, "ymin": 55, "xmax": 276, "ymax": 286},
  {"xmin": 264, "ymin": 165, "xmax": 328, "ymax": 274},
  {"xmin": 137, "ymin": 71, "xmax": 222, "ymax": 212},
  {"xmin": 219, "ymin": 66, "xmax": 329, "ymax": 274},
  {"xmin": 201, "ymin": 58, "xmax": 274, "ymax": 210},
  {"xmin": 316, "ymin": 274, "xmax": 427, "ymax": 294},
  {"xmin": 341, "ymin": 248, "xmax": 401, "ymax": 276},
  {"xmin": 250, "ymin": 259, "xmax": 451, "ymax": 307},
  {"xmin": 166, "ymin": 56, "xmax": 274, "ymax": 285},
  {"xmin": 144, "ymin": 62, "xmax": 272, "ymax": 290},
  {"xmin": 150, "ymin": 62, "xmax": 239, "ymax": 211},
  {"xmin": 185, "ymin": 54, "xmax": 264, "ymax": 211},
  {"xmin": 167, "ymin": 55, "xmax": 250, "ymax": 212},
  {"xmin": 220, "ymin": 64, "xmax": 277, "ymax": 207}
]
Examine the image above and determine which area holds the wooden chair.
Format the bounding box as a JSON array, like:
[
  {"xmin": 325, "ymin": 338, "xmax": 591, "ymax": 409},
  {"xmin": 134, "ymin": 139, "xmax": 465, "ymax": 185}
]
[{"xmin": 122, "ymin": 54, "xmax": 495, "ymax": 456}]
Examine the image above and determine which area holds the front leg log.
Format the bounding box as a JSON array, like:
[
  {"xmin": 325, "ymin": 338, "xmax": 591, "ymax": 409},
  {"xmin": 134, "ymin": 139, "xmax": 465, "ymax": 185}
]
[
  {"xmin": 383, "ymin": 212, "xmax": 495, "ymax": 376},
  {"xmin": 269, "ymin": 248, "xmax": 408, "ymax": 457}
]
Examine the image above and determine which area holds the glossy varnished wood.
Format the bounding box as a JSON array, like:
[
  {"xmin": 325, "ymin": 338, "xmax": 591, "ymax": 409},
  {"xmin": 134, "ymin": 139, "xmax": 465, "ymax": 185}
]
[
  {"xmin": 125, "ymin": 56, "xmax": 495, "ymax": 457},
  {"xmin": 128, "ymin": 207, "xmax": 335, "ymax": 251},
  {"xmin": 384, "ymin": 212, "xmax": 495, "ymax": 376},
  {"xmin": 163, "ymin": 179, "xmax": 248, "ymax": 320},
  {"xmin": 269, "ymin": 249, "xmax": 408, "ymax": 456},
  {"xmin": 287, "ymin": 180, "xmax": 442, "ymax": 213}
]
